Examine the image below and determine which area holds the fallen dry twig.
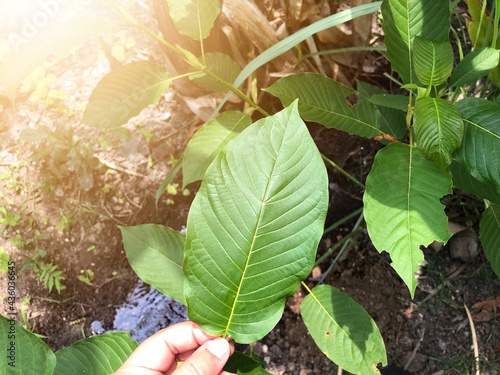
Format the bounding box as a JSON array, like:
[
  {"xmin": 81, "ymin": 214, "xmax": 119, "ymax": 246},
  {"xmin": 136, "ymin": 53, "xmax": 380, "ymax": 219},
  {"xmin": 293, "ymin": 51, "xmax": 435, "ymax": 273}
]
[
  {"xmin": 404, "ymin": 327, "xmax": 425, "ymax": 371},
  {"xmin": 464, "ymin": 304, "xmax": 480, "ymax": 375}
]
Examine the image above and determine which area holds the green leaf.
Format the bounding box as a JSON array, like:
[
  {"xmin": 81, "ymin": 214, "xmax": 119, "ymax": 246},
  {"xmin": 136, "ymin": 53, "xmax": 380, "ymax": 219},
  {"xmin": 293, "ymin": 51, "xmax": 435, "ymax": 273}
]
[
  {"xmin": 450, "ymin": 48, "xmax": 500, "ymax": 87},
  {"xmin": 413, "ymin": 37, "xmax": 454, "ymax": 86},
  {"xmin": 363, "ymin": 143, "xmax": 452, "ymax": 297},
  {"xmin": 300, "ymin": 285, "xmax": 387, "ymax": 375},
  {"xmin": 183, "ymin": 111, "xmax": 252, "ymax": 187},
  {"xmin": 224, "ymin": 352, "xmax": 272, "ymax": 375},
  {"xmin": 166, "ymin": 0, "xmax": 220, "ymax": 41},
  {"xmin": 54, "ymin": 332, "xmax": 138, "ymax": 375},
  {"xmin": 265, "ymin": 73, "xmax": 383, "ymax": 138},
  {"xmin": 0, "ymin": 315, "xmax": 56, "ymax": 375},
  {"xmin": 82, "ymin": 61, "xmax": 170, "ymax": 129},
  {"xmin": 450, "ymin": 161, "xmax": 500, "ymax": 204},
  {"xmin": 356, "ymin": 81, "xmax": 407, "ymax": 139},
  {"xmin": 368, "ymin": 94, "xmax": 409, "ymax": 111},
  {"xmin": 480, "ymin": 204, "xmax": 500, "ymax": 278},
  {"xmin": 120, "ymin": 224, "xmax": 186, "ymax": 305},
  {"xmin": 455, "ymin": 98, "xmax": 500, "ymax": 192},
  {"xmin": 190, "ymin": 52, "xmax": 241, "ymax": 93},
  {"xmin": 413, "ymin": 97, "xmax": 464, "ymax": 170},
  {"xmin": 381, "ymin": 0, "xmax": 451, "ymax": 84},
  {"xmin": 184, "ymin": 101, "xmax": 328, "ymax": 343}
]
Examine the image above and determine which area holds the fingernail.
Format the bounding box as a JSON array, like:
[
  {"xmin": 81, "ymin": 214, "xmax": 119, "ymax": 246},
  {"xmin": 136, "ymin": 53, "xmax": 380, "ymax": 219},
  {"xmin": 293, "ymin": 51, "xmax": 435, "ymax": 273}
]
[{"xmin": 207, "ymin": 338, "xmax": 229, "ymax": 361}]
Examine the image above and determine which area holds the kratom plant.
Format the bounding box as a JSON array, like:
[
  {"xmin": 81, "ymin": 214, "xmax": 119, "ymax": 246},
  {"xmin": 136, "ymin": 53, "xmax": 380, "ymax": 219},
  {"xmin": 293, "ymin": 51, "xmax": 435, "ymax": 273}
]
[
  {"xmin": 116, "ymin": 0, "xmax": 500, "ymax": 374},
  {"xmin": 93, "ymin": 0, "xmax": 499, "ymax": 373},
  {"xmin": 2, "ymin": 0, "xmax": 500, "ymax": 374}
]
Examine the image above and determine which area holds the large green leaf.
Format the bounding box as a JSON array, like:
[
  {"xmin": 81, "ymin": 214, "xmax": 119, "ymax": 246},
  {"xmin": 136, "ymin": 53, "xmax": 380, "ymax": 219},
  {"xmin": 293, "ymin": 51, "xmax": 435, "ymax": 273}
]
[
  {"xmin": 183, "ymin": 111, "xmax": 252, "ymax": 187},
  {"xmin": 166, "ymin": 0, "xmax": 220, "ymax": 41},
  {"xmin": 381, "ymin": 0, "xmax": 451, "ymax": 84},
  {"xmin": 413, "ymin": 37, "xmax": 454, "ymax": 86},
  {"xmin": 265, "ymin": 73, "xmax": 383, "ymax": 138},
  {"xmin": 54, "ymin": 332, "xmax": 137, "ymax": 375},
  {"xmin": 455, "ymin": 98, "xmax": 500, "ymax": 192},
  {"xmin": 450, "ymin": 161, "xmax": 500, "ymax": 204},
  {"xmin": 356, "ymin": 80, "xmax": 407, "ymax": 139},
  {"xmin": 363, "ymin": 143, "xmax": 452, "ymax": 297},
  {"xmin": 184, "ymin": 101, "xmax": 328, "ymax": 343},
  {"xmin": 190, "ymin": 52, "xmax": 241, "ymax": 93},
  {"xmin": 413, "ymin": 97, "xmax": 464, "ymax": 170},
  {"xmin": 480, "ymin": 204, "xmax": 500, "ymax": 278},
  {"xmin": 450, "ymin": 48, "xmax": 500, "ymax": 87},
  {"xmin": 0, "ymin": 316, "xmax": 56, "ymax": 375},
  {"xmin": 301, "ymin": 285, "xmax": 387, "ymax": 375},
  {"xmin": 120, "ymin": 224, "xmax": 186, "ymax": 305},
  {"xmin": 82, "ymin": 61, "xmax": 170, "ymax": 129}
]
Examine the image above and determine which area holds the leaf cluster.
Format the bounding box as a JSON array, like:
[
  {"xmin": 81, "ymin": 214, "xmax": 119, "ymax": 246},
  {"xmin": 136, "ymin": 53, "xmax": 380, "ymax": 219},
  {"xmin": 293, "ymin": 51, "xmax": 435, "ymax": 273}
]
[{"xmin": 2, "ymin": 0, "xmax": 499, "ymax": 374}]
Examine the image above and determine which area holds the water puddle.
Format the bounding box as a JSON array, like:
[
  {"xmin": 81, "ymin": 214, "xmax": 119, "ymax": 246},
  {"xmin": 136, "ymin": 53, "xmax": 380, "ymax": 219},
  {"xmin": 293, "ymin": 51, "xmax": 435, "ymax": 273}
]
[{"xmin": 91, "ymin": 279, "xmax": 187, "ymax": 343}]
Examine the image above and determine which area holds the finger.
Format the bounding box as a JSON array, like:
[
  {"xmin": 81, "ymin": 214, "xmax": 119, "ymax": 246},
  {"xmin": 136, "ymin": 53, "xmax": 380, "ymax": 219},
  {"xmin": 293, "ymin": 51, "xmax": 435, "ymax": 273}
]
[
  {"xmin": 115, "ymin": 321, "xmax": 218, "ymax": 374},
  {"xmin": 173, "ymin": 338, "xmax": 231, "ymax": 375}
]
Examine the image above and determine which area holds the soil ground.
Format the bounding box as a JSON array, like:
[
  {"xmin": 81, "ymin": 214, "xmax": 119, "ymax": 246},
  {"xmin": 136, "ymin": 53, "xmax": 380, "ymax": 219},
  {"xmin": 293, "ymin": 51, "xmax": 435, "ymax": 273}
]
[{"xmin": 1, "ymin": 1, "xmax": 499, "ymax": 374}]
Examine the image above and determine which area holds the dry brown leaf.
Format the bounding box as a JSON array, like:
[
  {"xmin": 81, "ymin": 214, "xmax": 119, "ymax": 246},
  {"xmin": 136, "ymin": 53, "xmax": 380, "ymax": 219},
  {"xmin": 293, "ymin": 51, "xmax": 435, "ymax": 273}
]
[{"xmin": 471, "ymin": 296, "xmax": 500, "ymax": 322}]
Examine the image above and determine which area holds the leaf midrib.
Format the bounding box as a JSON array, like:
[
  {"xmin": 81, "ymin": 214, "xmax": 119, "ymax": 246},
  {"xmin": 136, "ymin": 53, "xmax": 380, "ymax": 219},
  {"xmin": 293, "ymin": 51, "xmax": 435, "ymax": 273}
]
[
  {"xmin": 307, "ymin": 288, "xmax": 380, "ymax": 366},
  {"xmin": 86, "ymin": 75, "xmax": 171, "ymax": 122},
  {"xmin": 464, "ymin": 118, "xmax": 500, "ymax": 140},
  {"xmin": 223, "ymin": 128, "xmax": 286, "ymax": 337},
  {"xmin": 281, "ymin": 93, "xmax": 381, "ymax": 134},
  {"xmin": 406, "ymin": 144, "xmax": 414, "ymax": 278}
]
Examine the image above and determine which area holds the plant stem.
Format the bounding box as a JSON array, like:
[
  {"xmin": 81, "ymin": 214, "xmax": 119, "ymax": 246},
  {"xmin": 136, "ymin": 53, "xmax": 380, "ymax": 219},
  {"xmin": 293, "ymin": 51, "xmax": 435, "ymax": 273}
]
[
  {"xmin": 323, "ymin": 207, "xmax": 363, "ymax": 234},
  {"xmin": 314, "ymin": 233, "xmax": 352, "ymax": 267},
  {"xmin": 318, "ymin": 212, "xmax": 365, "ymax": 283},
  {"xmin": 321, "ymin": 154, "xmax": 365, "ymax": 189},
  {"xmin": 203, "ymin": 69, "xmax": 270, "ymax": 116},
  {"xmin": 492, "ymin": 0, "xmax": 500, "ymax": 49},
  {"xmin": 105, "ymin": 0, "xmax": 190, "ymax": 63},
  {"xmin": 474, "ymin": 0, "xmax": 488, "ymax": 49}
]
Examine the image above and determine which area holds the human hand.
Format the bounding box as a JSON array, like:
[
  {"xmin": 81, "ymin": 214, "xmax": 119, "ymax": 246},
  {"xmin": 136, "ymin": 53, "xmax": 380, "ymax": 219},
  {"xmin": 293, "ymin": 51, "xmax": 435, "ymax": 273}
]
[{"xmin": 115, "ymin": 321, "xmax": 234, "ymax": 375}]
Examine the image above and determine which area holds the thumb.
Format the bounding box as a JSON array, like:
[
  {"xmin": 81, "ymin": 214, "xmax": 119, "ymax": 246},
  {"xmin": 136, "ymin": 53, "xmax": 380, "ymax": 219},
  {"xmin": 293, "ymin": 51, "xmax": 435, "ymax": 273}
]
[{"xmin": 174, "ymin": 338, "xmax": 231, "ymax": 375}]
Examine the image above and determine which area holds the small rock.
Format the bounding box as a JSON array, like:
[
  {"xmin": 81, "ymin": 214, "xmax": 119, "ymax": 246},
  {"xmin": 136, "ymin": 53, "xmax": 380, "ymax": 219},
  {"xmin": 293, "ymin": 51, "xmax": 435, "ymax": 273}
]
[
  {"xmin": 449, "ymin": 228, "xmax": 478, "ymax": 262},
  {"xmin": 438, "ymin": 338, "xmax": 446, "ymax": 352}
]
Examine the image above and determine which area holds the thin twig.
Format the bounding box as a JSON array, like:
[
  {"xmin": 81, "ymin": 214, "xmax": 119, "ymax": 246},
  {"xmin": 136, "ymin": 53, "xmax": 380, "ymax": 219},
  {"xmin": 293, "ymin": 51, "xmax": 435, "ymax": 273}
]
[
  {"xmin": 321, "ymin": 154, "xmax": 365, "ymax": 189},
  {"xmin": 416, "ymin": 264, "xmax": 467, "ymax": 306},
  {"xmin": 404, "ymin": 327, "xmax": 425, "ymax": 371},
  {"xmin": 101, "ymin": 200, "xmax": 128, "ymax": 226},
  {"xmin": 337, "ymin": 366, "xmax": 343, "ymax": 375},
  {"xmin": 464, "ymin": 304, "xmax": 480, "ymax": 375},
  {"xmin": 97, "ymin": 156, "xmax": 147, "ymax": 178},
  {"xmin": 318, "ymin": 213, "xmax": 364, "ymax": 282}
]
